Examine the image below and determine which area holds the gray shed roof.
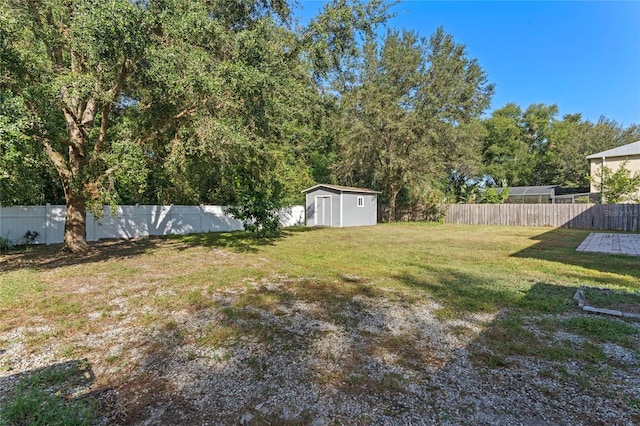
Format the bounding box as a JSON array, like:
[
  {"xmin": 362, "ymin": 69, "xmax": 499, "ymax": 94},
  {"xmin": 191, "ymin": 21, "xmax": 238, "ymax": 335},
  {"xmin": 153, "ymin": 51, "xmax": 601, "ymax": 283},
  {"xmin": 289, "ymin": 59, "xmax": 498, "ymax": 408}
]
[
  {"xmin": 302, "ymin": 184, "xmax": 381, "ymax": 194},
  {"xmin": 586, "ymin": 141, "xmax": 640, "ymax": 159}
]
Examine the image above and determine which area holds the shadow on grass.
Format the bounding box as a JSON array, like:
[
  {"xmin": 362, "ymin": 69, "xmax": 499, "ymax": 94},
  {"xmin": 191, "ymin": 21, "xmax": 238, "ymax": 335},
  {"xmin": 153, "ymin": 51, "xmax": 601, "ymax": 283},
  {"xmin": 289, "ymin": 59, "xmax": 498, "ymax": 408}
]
[
  {"xmin": 393, "ymin": 266, "xmax": 523, "ymax": 318},
  {"xmin": 511, "ymin": 228, "xmax": 640, "ymax": 286},
  {"xmin": 0, "ymin": 227, "xmax": 320, "ymax": 272},
  {"xmin": 0, "ymin": 359, "xmax": 119, "ymax": 425},
  {"xmin": 393, "ymin": 261, "xmax": 581, "ymax": 319},
  {"xmin": 110, "ymin": 271, "xmax": 639, "ymax": 423},
  {"xmin": 0, "ymin": 237, "xmax": 161, "ymax": 273},
  {"xmin": 176, "ymin": 226, "xmax": 320, "ymax": 253}
]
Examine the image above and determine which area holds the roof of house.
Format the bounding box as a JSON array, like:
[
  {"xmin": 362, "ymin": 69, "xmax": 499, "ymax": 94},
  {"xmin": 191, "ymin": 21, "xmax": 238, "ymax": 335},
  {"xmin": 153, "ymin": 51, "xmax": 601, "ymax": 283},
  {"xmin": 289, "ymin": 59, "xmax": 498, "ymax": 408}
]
[
  {"xmin": 302, "ymin": 184, "xmax": 381, "ymax": 194},
  {"xmin": 586, "ymin": 141, "xmax": 640, "ymax": 160}
]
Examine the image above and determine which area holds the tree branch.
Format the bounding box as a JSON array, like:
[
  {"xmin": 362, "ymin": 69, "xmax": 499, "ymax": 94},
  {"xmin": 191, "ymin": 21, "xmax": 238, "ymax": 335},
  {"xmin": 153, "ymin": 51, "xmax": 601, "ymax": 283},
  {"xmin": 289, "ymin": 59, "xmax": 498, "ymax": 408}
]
[
  {"xmin": 41, "ymin": 138, "xmax": 71, "ymax": 185},
  {"xmin": 95, "ymin": 59, "xmax": 130, "ymax": 154},
  {"xmin": 61, "ymin": 102, "xmax": 89, "ymax": 147},
  {"xmin": 25, "ymin": 0, "xmax": 57, "ymax": 66}
]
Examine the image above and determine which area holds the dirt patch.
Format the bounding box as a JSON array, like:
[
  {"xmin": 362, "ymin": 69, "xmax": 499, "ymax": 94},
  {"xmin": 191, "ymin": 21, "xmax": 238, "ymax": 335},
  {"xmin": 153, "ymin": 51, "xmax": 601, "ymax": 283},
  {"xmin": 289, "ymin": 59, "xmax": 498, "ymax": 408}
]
[{"xmin": 2, "ymin": 235, "xmax": 639, "ymax": 424}]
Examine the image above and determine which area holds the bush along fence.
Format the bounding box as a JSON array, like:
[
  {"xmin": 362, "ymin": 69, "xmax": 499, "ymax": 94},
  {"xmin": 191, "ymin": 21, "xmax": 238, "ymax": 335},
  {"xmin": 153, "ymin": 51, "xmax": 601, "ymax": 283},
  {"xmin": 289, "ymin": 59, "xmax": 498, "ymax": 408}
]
[
  {"xmin": 0, "ymin": 204, "xmax": 305, "ymax": 246},
  {"xmin": 377, "ymin": 203, "xmax": 448, "ymax": 223},
  {"xmin": 444, "ymin": 203, "xmax": 640, "ymax": 231}
]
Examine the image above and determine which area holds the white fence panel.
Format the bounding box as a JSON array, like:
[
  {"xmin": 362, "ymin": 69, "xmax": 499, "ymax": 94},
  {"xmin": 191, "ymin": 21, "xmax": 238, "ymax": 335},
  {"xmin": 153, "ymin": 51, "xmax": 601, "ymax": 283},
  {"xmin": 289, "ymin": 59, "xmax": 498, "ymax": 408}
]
[
  {"xmin": 0, "ymin": 204, "xmax": 305, "ymax": 245},
  {"xmin": 278, "ymin": 205, "xmax": 306, "ymax": 228}
]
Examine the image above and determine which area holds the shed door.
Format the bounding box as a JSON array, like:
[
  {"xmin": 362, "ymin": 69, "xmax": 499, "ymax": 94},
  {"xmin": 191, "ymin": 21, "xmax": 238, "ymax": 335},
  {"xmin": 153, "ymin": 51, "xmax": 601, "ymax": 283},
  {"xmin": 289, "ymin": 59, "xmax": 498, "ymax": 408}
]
[{"xmin": 314, "ymin": 196, "xmax": 332, "ymax": 226}]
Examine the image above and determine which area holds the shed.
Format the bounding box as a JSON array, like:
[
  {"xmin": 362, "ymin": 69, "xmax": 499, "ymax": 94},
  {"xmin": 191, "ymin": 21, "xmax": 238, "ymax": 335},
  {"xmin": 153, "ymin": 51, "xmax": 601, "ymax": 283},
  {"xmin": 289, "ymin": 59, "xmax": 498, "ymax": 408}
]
[{"xmin": 302, "ymin": 184, "xmax": 380, "ymax": 227}]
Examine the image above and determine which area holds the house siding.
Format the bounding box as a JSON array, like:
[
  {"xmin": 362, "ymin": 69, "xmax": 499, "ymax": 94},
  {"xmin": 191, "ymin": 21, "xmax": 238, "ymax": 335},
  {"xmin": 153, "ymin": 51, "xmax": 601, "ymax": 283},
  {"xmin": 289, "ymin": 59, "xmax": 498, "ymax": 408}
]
[{"xmin": 589, "ymin": 154, "xmax": 640, "ymax": 199}]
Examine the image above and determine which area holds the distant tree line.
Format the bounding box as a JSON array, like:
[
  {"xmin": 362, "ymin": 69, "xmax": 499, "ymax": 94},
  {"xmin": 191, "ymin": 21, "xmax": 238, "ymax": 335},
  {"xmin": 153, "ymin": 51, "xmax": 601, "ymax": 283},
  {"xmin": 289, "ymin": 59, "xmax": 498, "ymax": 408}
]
[{"xmin": 1, "ymin": 0, "xmax": 639, "ymax": 250}]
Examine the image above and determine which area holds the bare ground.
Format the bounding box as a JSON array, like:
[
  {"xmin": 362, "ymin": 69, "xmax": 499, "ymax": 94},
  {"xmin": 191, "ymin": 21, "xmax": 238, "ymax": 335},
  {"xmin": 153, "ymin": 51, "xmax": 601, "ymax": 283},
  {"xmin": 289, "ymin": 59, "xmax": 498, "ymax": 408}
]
[{"xmin": 1, "ymin": 238, "xmax": 639, "ymax": 425}]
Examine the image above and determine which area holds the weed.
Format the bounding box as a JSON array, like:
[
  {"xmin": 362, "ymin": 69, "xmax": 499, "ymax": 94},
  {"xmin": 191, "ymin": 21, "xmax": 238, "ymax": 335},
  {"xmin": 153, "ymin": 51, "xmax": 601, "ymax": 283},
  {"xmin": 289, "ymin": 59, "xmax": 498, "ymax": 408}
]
[
  {"xmin": 185, "ymin": 289, "xmax": 213, "ymax": 311},
  {"xmin": 0, "ymin": 361, "xmax": 97, "ymax": 426},
  {"xmin": 198, "ymin": 325, "xmax": 239, "ymax": 348},
  {"xmin": 583, "ymin": 287, "xmax": 640, "ymax": 312},
  {"xmin": 564, "ymin": 317, "xmax": 638, "ymax": 348},
  {"xmin": 0, "ymin": 386, "xmax": 96, "ymax": 426},
  {"xmin": 0, "ymin": 236, "xmax": 14, "ymax": 252},
  {"xmin": 470, "ymin": 351, "xmax": 510, "ymax": 368}
]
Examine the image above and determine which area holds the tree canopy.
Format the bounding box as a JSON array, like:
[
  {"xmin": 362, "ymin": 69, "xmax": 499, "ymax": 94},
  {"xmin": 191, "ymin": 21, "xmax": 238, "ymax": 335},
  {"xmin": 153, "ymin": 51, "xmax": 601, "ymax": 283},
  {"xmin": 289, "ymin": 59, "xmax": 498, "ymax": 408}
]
[
  {"xmin": 336, "ymin": 27, "xmax": 493, "ymax": 219},
  {"xmin": 1, "ymin": 0, "xmax": 639, "ymax": 250},
  {"xmin": 0, "ymin": 0, "xmax": 390, "ymax": 250},
  {"xmin": 481, "ymin": 103, "xmax": 640, "ymax": 189}
]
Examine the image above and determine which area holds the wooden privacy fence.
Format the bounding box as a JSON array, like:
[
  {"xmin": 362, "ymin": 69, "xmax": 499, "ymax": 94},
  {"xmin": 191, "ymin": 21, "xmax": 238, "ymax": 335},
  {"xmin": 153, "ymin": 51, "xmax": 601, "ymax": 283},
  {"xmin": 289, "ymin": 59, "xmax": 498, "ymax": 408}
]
[{"xmin": 444, "ymin": 204, "xmax": 640, "ymax": 231}]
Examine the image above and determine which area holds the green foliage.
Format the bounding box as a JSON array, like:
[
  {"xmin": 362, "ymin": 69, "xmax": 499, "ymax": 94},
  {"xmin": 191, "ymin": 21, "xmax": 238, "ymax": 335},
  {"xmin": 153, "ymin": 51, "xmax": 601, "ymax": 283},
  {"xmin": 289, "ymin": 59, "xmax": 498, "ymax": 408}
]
[
  {"xmin": 449, "ymin": 172, "xmax": 480, "ymax": 203},
  {"xmin": 0, "ymin": 387, "xmax": 95, "ymax": 426},
  {"xmin": 564, "ymin": 317, "xmax": 637, "ymax": 348},
  {"xmin": 227, "ymin": 190, "xmax": 282, "ymax": 238},
  {"xmin": 0, "ymin": 236, "xmax": 13, "ymax": 252},
  {"xmin": 0, "ymin": 362, "xmax": 97, "ymax": 426},
  {"xmin": 0, "ymin": 92, "xmax": 63, "ymax": 205},
  {"xmin": 303, "ymin": 0, "xmax": 393, "ymax": 91},
  {"xmin": 482, "ymin": 103, "xmax": 640, "ymax": 189},
  {"xmin": 479, "ymin": 187, "xmax": 509, "ymax": 204},
  {"xmin": 337, "ymin": 27, "xmax": 493, "ymax": 219},
  {"xmin": 482, "ymin": 103, "xmax": 557, "ymax": 186},
  {"xmin": 589, "ymin": 160, "xmax": 640, "ymax": 204},
  {"xmin": 2, "ymin": 0, "xmax": 364, "ymax": 249}
]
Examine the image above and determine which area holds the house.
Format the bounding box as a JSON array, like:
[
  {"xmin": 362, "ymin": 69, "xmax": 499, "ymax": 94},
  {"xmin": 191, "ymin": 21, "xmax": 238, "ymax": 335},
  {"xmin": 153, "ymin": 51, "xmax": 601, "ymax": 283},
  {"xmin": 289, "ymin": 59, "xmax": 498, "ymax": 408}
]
[
  {"xmin": 302, "ymin": 184, "xmax": 380, "ymax": 227},
  {"xmin": 586, "ymin": 141, "xmax": 640, "ymax": 200}
]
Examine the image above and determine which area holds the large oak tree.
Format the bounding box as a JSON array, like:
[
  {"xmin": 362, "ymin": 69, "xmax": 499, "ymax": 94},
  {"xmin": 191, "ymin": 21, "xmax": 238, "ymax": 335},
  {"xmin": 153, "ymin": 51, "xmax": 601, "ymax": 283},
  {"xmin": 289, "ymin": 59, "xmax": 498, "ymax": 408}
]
[{"xmin": 1, "ymin": 0, "xmax": 390, "ymax": 251}]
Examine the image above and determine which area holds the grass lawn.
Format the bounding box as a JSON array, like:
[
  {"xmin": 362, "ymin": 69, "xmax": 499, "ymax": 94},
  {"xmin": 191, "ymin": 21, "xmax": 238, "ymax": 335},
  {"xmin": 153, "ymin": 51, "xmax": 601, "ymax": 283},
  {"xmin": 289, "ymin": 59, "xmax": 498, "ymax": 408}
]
[{"xmin": 1, "ymin": 223, "xmax": 639, "ymax": 424}]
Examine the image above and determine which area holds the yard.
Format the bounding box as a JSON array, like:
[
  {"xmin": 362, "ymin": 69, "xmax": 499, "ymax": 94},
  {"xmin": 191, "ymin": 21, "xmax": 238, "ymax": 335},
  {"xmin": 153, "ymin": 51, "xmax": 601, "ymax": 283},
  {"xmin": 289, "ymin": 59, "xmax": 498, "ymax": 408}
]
[{"xmin": 1, "ymin": 223, "xmax": 639, "ymax": 425}]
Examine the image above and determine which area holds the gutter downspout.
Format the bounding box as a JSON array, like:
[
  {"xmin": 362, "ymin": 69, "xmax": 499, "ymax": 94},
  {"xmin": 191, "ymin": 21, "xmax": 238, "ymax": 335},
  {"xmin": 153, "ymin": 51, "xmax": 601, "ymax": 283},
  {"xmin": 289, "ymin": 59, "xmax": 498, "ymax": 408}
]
[{"xmin": 601, "ymin": 156, "xmax": 606, "ymax": 204}]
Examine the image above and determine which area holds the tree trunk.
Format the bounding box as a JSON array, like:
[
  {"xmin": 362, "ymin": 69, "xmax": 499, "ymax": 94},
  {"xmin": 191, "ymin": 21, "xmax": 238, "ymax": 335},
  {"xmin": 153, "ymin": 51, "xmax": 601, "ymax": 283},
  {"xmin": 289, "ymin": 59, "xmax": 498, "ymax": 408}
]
[
  {"xmin": 63, "ymin": 191, "xmax": 89, "ymax": 253},
  {"xmin": 387, "ymin": 189, "xmax": 398, "ymax": 222},
  {"xmin": 59, "ymin": 115, "xmax": 91, "ymax": 253}
]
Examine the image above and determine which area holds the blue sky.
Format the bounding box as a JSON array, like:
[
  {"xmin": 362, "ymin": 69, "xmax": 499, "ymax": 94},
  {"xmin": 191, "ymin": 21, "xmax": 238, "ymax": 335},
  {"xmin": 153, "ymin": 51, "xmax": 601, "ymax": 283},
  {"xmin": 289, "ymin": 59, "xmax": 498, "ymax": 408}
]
[{"xmin": 293, "ymin": 1, "xmax": 640, "ymax": 126}]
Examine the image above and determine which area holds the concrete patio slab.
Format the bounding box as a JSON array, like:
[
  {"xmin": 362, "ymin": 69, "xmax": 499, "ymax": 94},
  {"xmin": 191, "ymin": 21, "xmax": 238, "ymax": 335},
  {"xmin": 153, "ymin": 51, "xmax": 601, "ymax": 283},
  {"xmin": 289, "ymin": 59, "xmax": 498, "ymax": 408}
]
[{"xmin": 576, "ymin": 232, "xmax": 640, "ymax": 256}]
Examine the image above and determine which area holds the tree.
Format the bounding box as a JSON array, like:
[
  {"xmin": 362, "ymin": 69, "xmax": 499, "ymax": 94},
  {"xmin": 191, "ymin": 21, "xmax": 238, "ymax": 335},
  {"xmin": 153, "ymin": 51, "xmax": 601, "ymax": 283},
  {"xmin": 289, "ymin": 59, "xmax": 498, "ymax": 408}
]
[
  {"xmin": 482, "ymin": 103, "xmax": 531, "ymax": 186},
  {"xmin": 337, "ymin": 27, "xmax": 493, "ymax": 219},
  {"xmin": 1, "ymin": 0, "xmax": 152, "ymax": 252},
  {"xmin": 589, "ymin": 160, "xmax": 640, "ymax": 204},
  {"xmin": 0, "ymin": 91, "xmax": 64, "ymax": 205},
  {"xmin": 1, "ymin": 0, "xmax": 394, "ymax": 251},
  {"xmin": 541, "ymin": 117, "xmax": 640, "ymax": 188},
  {"xmin": 483, "ymin": 102, "xmax": 640, "ymax": 189},
  {"xmin": 482, "ymin": 103, "xmax": 559, "ymax": 186}
]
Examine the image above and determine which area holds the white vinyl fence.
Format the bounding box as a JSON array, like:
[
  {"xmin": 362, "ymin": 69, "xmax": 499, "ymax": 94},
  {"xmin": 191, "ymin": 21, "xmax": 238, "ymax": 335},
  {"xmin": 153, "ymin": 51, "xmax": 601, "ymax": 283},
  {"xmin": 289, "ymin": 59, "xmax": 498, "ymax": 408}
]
[{"xmin": 0, "ymin": 204, "xmax": 305, "ymax": 245}]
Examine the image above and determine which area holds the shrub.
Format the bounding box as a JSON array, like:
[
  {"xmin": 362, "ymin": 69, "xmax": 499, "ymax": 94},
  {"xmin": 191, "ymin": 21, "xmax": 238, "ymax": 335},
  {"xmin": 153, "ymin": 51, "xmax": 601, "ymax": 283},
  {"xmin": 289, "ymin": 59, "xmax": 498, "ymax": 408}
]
[
  {"xmin": 227, "ymin": 190, "xmax": 282, "ymax": 238},
  {"xmin": 0, "ymin": 236, "xmax": 13, "ymax": 252}
]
